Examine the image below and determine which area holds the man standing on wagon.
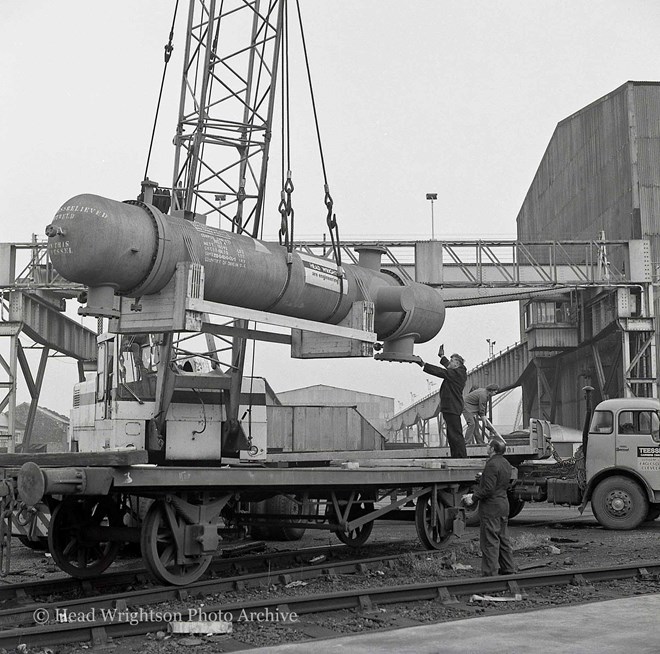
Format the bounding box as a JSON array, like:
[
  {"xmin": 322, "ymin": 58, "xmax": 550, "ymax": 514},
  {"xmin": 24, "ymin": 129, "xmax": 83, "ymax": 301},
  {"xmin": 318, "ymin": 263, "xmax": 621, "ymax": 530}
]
[
  {"xmin": 417, "ymin": 345, "xmax": 467, "ymax": 458},
  {"xmin": 463, "ymin": 383, "xmax": 500, "ymax": 445}
]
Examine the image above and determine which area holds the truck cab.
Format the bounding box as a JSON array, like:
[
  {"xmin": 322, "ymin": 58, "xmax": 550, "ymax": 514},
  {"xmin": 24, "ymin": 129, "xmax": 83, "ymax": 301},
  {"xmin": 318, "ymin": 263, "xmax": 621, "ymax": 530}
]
[
  {"xmin": 584, "ymin": 397, "xmax": 660, "ymax": 528},
  {"xmin": 588, "ymin": 398, "xmax": 660, "ymax": 477},
  {"xmin": 509, "ymin": 396, "xmax": 660, "ymax": 530}
]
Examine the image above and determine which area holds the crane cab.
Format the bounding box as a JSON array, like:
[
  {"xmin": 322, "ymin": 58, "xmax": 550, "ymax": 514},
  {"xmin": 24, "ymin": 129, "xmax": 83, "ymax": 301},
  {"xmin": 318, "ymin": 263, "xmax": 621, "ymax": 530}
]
[{"xmin": 70, "ymin": 333, "xmax": 267, "ymax": 461}]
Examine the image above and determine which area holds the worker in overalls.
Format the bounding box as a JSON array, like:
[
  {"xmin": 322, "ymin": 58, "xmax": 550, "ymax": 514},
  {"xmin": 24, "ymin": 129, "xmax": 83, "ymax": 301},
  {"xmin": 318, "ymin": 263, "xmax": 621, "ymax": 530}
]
[{"xmin": 463, "ymin": 439, "xmax": 517, "ymax": 576}]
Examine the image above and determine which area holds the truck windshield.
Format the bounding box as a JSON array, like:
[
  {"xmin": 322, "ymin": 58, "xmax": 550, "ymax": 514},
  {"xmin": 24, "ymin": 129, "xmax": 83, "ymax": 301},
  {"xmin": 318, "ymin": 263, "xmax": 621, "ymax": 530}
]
[{"xmin": 590, "ymin": 410, "xmax": 613, "ymax": 434}]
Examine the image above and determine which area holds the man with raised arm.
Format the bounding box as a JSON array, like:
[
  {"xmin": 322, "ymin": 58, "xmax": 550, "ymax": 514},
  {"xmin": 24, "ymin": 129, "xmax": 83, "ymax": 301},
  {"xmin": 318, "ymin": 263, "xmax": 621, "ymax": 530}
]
[{"xmin": 417, "ymin": 345, "xmax": 467, "ymax": 458}]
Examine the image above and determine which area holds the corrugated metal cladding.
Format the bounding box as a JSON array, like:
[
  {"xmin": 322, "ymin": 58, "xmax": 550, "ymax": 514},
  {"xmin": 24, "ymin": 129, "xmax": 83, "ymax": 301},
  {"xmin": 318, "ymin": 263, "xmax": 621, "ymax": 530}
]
[
  {"xmin": 633, "ymin": 85, "xmax": 660, "ymax": 243},
  {"xmin": 517, "ymin": 82, "xmax": 637, "ymax": 243}
]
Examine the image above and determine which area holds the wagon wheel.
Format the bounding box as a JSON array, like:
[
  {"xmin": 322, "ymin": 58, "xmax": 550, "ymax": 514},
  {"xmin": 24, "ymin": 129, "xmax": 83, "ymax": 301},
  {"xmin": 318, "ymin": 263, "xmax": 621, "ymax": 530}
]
[
  {"xmin": 508, "ymin": 495, "xmax": 526, "ymax": 519},
  {"xmin": 415, "ymin": 492, "xmax": 454, "ymax": 550},
  {"xmin": 140, "ymin": 500, "xmax": 212, "ymax": 585},
  {"xmin": 326, "ymin": 501, "xmax": 375, "ymax": 547},
  {"xmin": 48, "ymin": 496, "xmax": 123, "ymax": 578}
]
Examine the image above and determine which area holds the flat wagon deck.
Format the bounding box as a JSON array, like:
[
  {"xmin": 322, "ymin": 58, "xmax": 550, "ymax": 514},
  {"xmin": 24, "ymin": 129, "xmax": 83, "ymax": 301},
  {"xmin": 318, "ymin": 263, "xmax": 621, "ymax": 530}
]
[{"xmin": 0, "ymin": 453, "xmax": 490, "ymax": 586}]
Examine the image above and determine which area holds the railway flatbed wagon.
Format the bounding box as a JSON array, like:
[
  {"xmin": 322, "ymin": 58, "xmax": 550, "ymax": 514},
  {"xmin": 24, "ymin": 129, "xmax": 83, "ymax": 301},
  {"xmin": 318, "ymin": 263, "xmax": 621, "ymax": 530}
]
[{"xmin": 0, "ymin": 452, "xmax": 488, "ymax": 586}]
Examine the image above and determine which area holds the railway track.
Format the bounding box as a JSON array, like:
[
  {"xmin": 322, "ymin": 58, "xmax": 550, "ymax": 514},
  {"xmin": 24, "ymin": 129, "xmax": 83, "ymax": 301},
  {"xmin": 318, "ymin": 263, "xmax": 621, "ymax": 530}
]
[
  {"xmin": 0, "ymin": 556, "xmax": 658, "ymax": 650},
  {"xmin": 0, "ymin": 549, "xmax": 409, "ymax": 629},
  {"xmin": 0, "ymin": 542, "xmax": 362, "ymax": 605}
]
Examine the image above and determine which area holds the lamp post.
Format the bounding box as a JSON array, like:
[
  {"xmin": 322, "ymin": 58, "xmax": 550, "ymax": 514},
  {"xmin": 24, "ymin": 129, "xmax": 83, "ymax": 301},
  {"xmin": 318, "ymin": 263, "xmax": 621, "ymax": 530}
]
[
  {"xmin": 487, "ymin": 338, "xmax": 496, "ymax": 359},
  {"xmin": 215, "ymin": 193, "xmax": 226, "ymax": 218},
  {"xmin": 426, "ymin": 193, "xmax": 437, "ymax": 240}
]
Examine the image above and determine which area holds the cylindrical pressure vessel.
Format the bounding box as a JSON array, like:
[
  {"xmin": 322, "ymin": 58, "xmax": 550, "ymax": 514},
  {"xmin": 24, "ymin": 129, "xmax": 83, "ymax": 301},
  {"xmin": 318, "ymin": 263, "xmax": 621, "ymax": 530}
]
[{"xmin": 46, "ymin": 194, "xmax": 445, "ymax": 344}]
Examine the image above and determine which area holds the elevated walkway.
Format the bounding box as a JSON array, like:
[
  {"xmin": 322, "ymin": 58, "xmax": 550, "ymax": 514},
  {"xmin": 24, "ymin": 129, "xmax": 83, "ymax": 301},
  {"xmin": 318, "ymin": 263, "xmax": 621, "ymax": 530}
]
[
  {"xmin": 1, "ymin": 242, "xmax": 96, "ymax": 451},
  {"xmin": 387, "ymin": 342, "xmax": 536, "ymax": 441},
  {"xmin": 466, "ymin": 341, "xmax": 535, "ymax": 392}
]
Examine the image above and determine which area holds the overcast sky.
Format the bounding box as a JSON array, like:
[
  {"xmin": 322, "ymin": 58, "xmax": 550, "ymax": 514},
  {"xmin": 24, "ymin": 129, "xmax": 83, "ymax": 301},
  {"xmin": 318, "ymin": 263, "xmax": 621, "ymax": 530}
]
[{"xmin": 2, "ymin": 1, "xmax": 659, "ymax": 418}]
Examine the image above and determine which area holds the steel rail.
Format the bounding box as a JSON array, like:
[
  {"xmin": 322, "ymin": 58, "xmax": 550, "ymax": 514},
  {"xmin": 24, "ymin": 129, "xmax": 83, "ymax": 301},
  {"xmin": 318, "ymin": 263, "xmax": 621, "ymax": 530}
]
[
  {"xmin": 0, "ymin": 542, "xmax": 356, "ymax": 604},
  {"xmin": 0, "ymin": 551, "xmax": 411, "ymax": 629},
  {"xmin": 0, "ymin": 559, "xmax": 658, "ymax": 649}
]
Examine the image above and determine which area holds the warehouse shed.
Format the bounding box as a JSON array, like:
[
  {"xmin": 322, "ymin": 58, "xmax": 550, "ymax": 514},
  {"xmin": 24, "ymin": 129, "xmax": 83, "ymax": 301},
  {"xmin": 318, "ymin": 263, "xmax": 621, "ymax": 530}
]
[{"xmin": 276, "ymin": 384, "xmax": 394, "ymax": 434}]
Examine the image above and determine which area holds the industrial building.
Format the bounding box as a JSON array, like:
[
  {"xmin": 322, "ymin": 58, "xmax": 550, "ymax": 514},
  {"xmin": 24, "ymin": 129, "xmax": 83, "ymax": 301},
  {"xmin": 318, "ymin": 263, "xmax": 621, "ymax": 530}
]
[
  {"xmin": 389, "ymin": 81, "xmax": 659, "ymax": 439},
  {"xmin": 0, "ymin": 403, "xmax": 68, "ymax": 453},
  {"xmin": 513, "ymin": 81, "xmax": 659, "ymax": 424}
]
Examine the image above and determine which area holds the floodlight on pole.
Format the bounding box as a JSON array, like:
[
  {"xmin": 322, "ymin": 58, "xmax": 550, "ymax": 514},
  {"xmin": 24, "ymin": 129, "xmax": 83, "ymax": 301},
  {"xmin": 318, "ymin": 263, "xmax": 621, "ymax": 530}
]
[
  {"xmin": 426, "ymin": 193, "xmax": 437, "ymax": 240},
  {"xmin": 487, "ymin": 338, "xmax": 496, "ymax": 358}
]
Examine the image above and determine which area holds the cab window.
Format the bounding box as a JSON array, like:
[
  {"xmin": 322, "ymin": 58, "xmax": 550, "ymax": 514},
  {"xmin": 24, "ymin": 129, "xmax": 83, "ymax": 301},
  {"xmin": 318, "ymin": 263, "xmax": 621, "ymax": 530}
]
[
  {"xmin": 618, "ymin": 410, "xmax": 660, "ymax": 441},
  {"xmin": 590, "ymin": 410, "xmax": 613, "ymax": 434},
  {"xmin": 115, "ymin": 336, "xmax": 157, "ymax": 401}
]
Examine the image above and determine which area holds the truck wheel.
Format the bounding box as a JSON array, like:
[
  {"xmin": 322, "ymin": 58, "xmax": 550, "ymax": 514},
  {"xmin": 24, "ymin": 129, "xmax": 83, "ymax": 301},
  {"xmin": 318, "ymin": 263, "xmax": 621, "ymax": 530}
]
[
  {"xmin": 591, "ymin": 476, "xmax": 648, "ymax": 530},
  {"xmin": 250, "ymin": 495, "xmax": 306, "ymax": 541},
  {"xmin": 464, "ymin": 505, "xmax": 480, "ymax": 527},
  {"xmin": 464, "ymin": 496, "xmax": 525, "ymax": 526},
  {"xmin": 272, "ymin": 495, "xmax": 306, "ymax": 541},
  {"xmin": 645, "ymin": 504, "xmax": 660, "ymax": 522}
]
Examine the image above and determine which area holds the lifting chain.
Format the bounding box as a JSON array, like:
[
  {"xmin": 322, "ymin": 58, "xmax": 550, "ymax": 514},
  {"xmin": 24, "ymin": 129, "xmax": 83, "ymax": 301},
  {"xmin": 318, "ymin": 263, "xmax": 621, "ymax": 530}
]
[
  {"xmin": 267, "ymin": 174, "xmax": 295, "ymax": 312},
  {"xmin": 278, "ymin": 173, "xmax": 295, "ymax": 259},
  {"xmin": 323, "ymin": 185, "xmax": 345, "ymax": 322},
  {"xmin": 324, "ymin": 185, "xmax": 339, "ymax": 255}
]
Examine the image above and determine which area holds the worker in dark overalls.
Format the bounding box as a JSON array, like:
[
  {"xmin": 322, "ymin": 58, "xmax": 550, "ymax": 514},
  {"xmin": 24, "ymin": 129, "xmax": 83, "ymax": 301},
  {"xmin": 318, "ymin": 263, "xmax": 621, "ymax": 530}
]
[{"xmin": 463, "ymin": 439, "xmax": 517, "ymax": 576}]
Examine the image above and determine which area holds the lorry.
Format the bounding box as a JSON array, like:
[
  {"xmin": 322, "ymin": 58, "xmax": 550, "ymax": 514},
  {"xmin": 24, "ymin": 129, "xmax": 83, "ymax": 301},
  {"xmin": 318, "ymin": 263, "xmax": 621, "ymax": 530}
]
[{"xmin": 505, "ymin": 389, "xmax": 660, "ymax": 529}]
